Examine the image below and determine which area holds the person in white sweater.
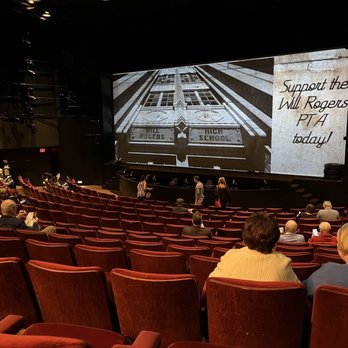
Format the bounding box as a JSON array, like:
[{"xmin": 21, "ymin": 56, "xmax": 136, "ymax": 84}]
[{"xmin": 209, "ymin": 211, "xmax": 299, "ymax": 282}]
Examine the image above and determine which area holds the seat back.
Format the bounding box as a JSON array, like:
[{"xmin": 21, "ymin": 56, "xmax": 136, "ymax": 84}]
[
  {"xmin": 275, "ymin": 244, "xmax": 314, "ymax": 256},
  {"xmin": 206, "ymin": 277, "xmax": 306, "ymax": 348},
  {"xmin": 0, "ymin": 227, "xmax": 15, "ymax": 237},
  {"xmin": 161, "ymin": 237, "xmax": 195, "ymax": 247},
  {"xmin": 189, "ymin": 255, "xmax": 219, "ymax": 293},
  {"xmin": 280, "ymin": 251, "xmax": 313, "ymax": 262},
  {"xmin": 127, "ymin": 233, "xmax": 161, "ymax": 242},
  {"xmin": 26, "ymin": 260, "xmax": 117, "ymax": 330},
  {"xmin": 25, "ymin": 239, "xmax": 76, "ymax": 265},
  {"xmin": 129, "ymin": 249, "xmax": 186, "ymax": 274},
  {"xmin": 313, "ymin": 252, "xmax": 345, "ymax": 264},
  {"xmin": 0, "ymin": 236, "xmax": 29, "ymax": 261},
  {"xmin": 212, "ymin": 247, "xmax": 229, "ymax": 258},
  {"xmin": 166, "ymin": 245, "xmax": 211, "ymax": 266},
  {"xmin": 291, "ymin": 262, "xmax": 321, "ymax": 281},
  {"xmin": 0, "ymin": 333, "xmax": 90, "ymax": 348},
  {"xmin": 196, "ymin": 239, "xmax": 233, "ymax": 252},
  {"xmin": 310, "ymin": 285, "xmax": 348, "ymax": 348},
  {"xmin": 124, "ymin": 240, "xmax": 166, "ymax": 255},
  {"xmin": 48, "ymin": 233, "xmax": 83, "ymax": 247},
  {"xmin": 111, "ymin": 268, "xmax": 201, "ymax": 348},
  {"xmin": 74, "ymin": 244, "xmax": 128, "ymax": 272},
  {"xmin": 84, "ymin": 237, "xmax": 124, "ymax": 248},
  {"xmin": 0, "ymin": 257, "xmax": 41, "ymax": 326},
  {"xmin": 15, "ymin": 229, "xmax": 48, "ymax": 242}
]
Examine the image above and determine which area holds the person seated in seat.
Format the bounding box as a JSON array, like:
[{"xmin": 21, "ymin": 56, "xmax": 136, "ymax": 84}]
[
  {"xmin": 303, "ymin": 223, "xmax": 348, "ymax": 298},
  {"xmin": 0, "ymin": 199, "xmax": 56, "ymax": 235},
  {"xmin": 172, "ymin": 198, "xmax": 189, "ymax": 212},
  {"xmin": 278, "ymin": 220, "xmax": 305, "ymax": 243},
  {"xmin": 316, "ymin": 200, "xmax": 340, "ymax": 221},
  {"xmin": 308, "ymin": 221, "xmax": 337, "ymax": 245},
  {"xmin": 298, "ymin": 203, "xmax": 317, "ymax": 219},
  {"xmin": 182, "ymin": 211, "xmax": 212, "ymax": 239},
  {"xmin": 208, "ymin": 211, "xmax": 299, "ymax": 282}
]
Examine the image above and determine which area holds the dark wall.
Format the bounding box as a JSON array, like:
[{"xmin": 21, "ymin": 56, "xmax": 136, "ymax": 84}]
[
  {"xmin": 58, "ymin": 116, "xmax": 103, "ymax": 185},
  {"xmin": 0, "ymin": 147, "xmax": 59, "ymax": 186}
]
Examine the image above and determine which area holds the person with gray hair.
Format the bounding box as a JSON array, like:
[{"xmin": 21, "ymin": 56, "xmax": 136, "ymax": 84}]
[
  {"xmin": 308, "ymin": 221, "xmax": 337, "ymax": 245},
  {"xmin": 278, "ymin": 220, "xmax": 305, "ymax": 243},
  {"xmin": 0, "ymin": 199, "xmax": 55, "ymax": 234},
  {"xmin": 316, "ymin": 200, "xmax": 340, "ymax": 221},
  {"xmin": 303, "ymin": 223, "xmax": 348, "ymax": 297}
]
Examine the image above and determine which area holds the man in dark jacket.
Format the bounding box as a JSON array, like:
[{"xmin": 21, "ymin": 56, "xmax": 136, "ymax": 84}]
[
  {"xmin": 0, "ymin": 198, "xmax": 55, "ymax": 234},
  {"xmin": 182, "ymin": 211, "xmax": 212, "ymax": 238}
]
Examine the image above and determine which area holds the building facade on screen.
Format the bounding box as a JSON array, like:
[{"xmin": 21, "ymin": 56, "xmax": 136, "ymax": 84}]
[
  {"xmin": 113, "ymin": 59, "xmax": 272, "ymax": 172},
  {"xmin": 113, "ymin": 48, "xmax": 348, "ymax": 177}
]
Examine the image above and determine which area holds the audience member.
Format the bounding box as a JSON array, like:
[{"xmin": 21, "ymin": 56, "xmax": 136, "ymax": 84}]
[
  {"xmin": 172, "ymin": 198, "xmax": 188, "ymax": 212},
  {"xmin": 308, "ymin": 221, "xmax": 337, "ymax": 245},
  {"xmin": 2, "ymin": 159, "xmax": 10, "ymax": 178},
  {"xmin": 316, "ymin": 200, "xmax": 340, "ymax": 221},
  {"xmin": 208, "ymin": 211, "xmax": 299, "ymax": 282},
  {"xmin": 0, "ymin": 187, "xmax": 8, "ymax": 200},
  {"xmin": 214, "ymin": 176, "xmax": 232, "ymax": 209},
  {"xmin": 278, "ymin": 220, "xmax": 305, "ymax": 243},
  {"xmin": 182, "ymin": 211, "xmax": 212, "ymax": 239},
  {"xmin": 298, "ymin": 203, "xmax": 317, "ymax": 219},
  {"xmin": 193, "ymin": 176, "xmax": 204, "ymax": 206},
  {"xmin": 136, "ymin": 174, "xmax": 151, "ymax": 201},
  {"xmin": 303, "ymin": 223, "xmax": 348, "ymax": 298},
  {"xmin": 0, "ymin": 199, "xmax": 56, "ymax": 234}
]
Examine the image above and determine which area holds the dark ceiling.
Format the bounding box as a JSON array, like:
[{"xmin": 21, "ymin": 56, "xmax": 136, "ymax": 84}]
[{"xmin": 1, "ymin": 0, "xmax": 347, "ymax": 73}]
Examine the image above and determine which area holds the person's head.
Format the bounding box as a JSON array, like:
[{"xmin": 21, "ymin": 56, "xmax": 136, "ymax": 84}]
[
  {"xmin": 218, "ymin": 177, "xmax": 226, "ymax": 186},
  {"xmin": 0, "ymin": 199, "xmax": 17, "ymax": 216},
  {"xmin": 319, "ymin": 221, "xmax": 331, "ymax": 235},
  {"xmin": 285, "ymin": 220, "xmax": 298, "ymax": 234},
  {"xmin": 192, "ymin": 211, "xmax": 202, "ymax": 226},
  {"xmin": 243, "ymin": 211, "xmax": 280, "ymax": 254},
  {"xmin": 193, "ymin": 176, "xmax": 200, "ymax": 183},
  {"xmin": 305, "ymin": 203, "xmax": 315, "ymax": 214},
  {"xmin": 323, "ymin": 200, "xmax": 332, "ymax": 209},
  {"xmin": 176, "ymin": 198, "xmax": 184, "ymax": 206},
  {"xmin": 337, "ymin": 223, "xmax": 348, "ymax": 261}
]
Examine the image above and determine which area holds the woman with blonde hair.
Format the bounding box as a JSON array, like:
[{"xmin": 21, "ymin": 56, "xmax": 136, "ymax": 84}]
[{"xmin": 214, "ymin": 176, "xmax": 232, "ymax": 209}]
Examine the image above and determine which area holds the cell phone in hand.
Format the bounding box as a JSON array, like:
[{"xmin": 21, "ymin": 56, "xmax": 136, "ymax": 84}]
[{"xmin": 312, "ymin": 228, "xmax": 319, "ymax": 236}]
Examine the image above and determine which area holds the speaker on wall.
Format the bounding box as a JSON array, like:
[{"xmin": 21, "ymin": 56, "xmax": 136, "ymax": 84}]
[{"xmin": 323, "ymin": 163, "xmax": 344, "ymax": 180}]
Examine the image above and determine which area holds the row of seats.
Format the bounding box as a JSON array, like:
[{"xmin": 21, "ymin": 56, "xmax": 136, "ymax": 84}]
[
  {"xmin": 2, "ymin": 255, "xmax": 347, "ymax": 348},
  {"xmin": 0, "ymin": 232, "xmax": 328, "ymax": 290},
  {"xmin": 1, "ymin": 225, "xmax": 342, "ymax": 268}
]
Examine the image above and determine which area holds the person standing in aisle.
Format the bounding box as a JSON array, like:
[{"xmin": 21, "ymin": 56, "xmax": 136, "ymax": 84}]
[
  {"xmin": 215, "ymin": 177, "xmax": 232, "ymax": 209},
  {"xmin": 194, "ymin": 176, "xmax": 204, "ymax": 206},
  {"xmin": 137, "ymin": 174, "xmax": 152, "ymax": 201}
]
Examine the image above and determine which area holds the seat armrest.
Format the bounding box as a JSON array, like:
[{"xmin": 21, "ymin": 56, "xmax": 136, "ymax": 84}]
[
  {"xmin": 0, "ymin": 315, "xmax": 25, "ymax": 333},
  {"xmin": 112, "ymin": 330, "xmax": 161, "ymax": 348}
]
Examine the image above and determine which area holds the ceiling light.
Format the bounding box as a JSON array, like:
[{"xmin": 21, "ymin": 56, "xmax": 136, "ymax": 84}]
[{"xmin": 42, "ymin": 11, "xmax": 51, "ymax": 17}]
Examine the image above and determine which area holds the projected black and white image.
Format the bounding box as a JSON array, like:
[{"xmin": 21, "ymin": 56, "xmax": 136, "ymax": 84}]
[{"xmin": 113, "ymin": 48, "xmax": 348, "ymax": 178}]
